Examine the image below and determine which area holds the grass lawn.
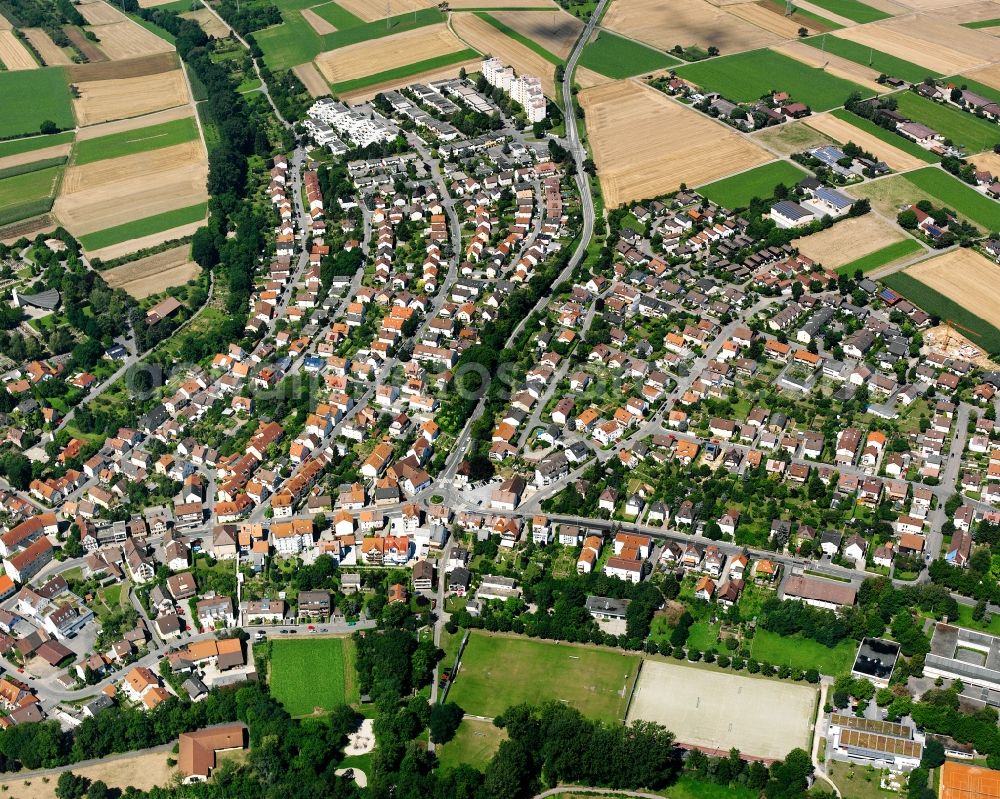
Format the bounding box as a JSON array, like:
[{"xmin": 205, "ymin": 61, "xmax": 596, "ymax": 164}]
[
  {"xmin": 268, "ymin": 637, "xmax": 358, "ymax": 716},
  {"xmin": 311, "ymin": 0, "xmax": 365, "ymax": 28},
  {"xmin": 904, "ymin": 166, "xmax": 1000, "ymax": 230},
  {"xmin": 828, "ymin": 760, "xmax": 896, "ymax": 799},
  {"xmin": 952, "ymin": 603, "xmax": 1000, "ymax": 635},
  {"xmin": 801, "ymin": 0, "xmax": 890, "ymax": 23},
  {"xmin": 578, "ymin": 30, "xmax": 679, "ymax": 78},
  {"xmin": 676, "ymin": 49, "xmax": 870, "ymax": 112},
  {"xmin": 803, "ymin": 34, "xmax": 937, "ymax": 84},
  {"xmin": 882, "ymin": 270, "xmax": 1000, "ymax": 354},
  {"xmin": 894, "ymin": 91, "xmax": 1000, "ymax": 154},
  {"xmin": 750, "ymin": 630, "xmax": 857, "ymax": 675},
  {"xmin": 330, "ymin": 49, "xmax": 480, "ymax": 93},
  {"xmin": 0, "ymin": 131, "xmax": 74, "ymax": 159},
  {"xmin": 447, "ymin": 633, "xmax": 640, "ymax": 722},
  {"xmin": 686, "ymin": 621, "xmax": 721, "ymax": 653},
  {"xmin": 835, "ymin": 237, "xmax": 923, "ymax": 275},
  {"xmin": 476, "ymin": 12, "xmax": 561, "ymax": 65},
  {"xmin": 435, "ymin": 718, "xmax": 506, "ymax": 770},
  {"xmin": 697, "ymin": 160, "xmax": 808, "ymax": 208},
  {"xmin": 828, "ymin": 108, "xmax": 938, "ymax": 163},
  {"xmin": 73, "ymin": 117, "xmax": 200, "ymax": 165},
  {"xmin": 0, "ymin": 69, "xmax": 74, "ymax": 139},
  {"xmin": 655, "ymin": 776, "xmax": 760, "ymax": 799},
  {"xmin": 78, "ymin": 202, "xmax": 208, "ymax": 251}
]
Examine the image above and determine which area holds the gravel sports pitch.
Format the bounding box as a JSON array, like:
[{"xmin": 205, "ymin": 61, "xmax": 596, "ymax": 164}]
[{"xmin": 626, "ymin": 660, "xmax": 817, "ymax": 760}]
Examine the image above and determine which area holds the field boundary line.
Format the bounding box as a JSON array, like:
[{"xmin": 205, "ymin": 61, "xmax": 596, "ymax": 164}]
[{"xmin": 621, "ymin": 657, "xmax": 643, "ymax": 723}]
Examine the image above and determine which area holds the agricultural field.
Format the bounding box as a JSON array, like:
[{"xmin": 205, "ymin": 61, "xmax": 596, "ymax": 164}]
[
  {"xmin": 78, "ymin": 0, "xmax": 174, "ymax": 60},
  {"xmin": 894, "ymin": 91, "xmax": 1000, "ymax": 154},
  {"xmin": 74, "ymin": 116, "xmax": 199, "ymax": 164},
  {"xmin": 101, "ymin": 244, "xmax": 201, "ymax": 298},
  {"xmin": 904, "ymin": 167, "xmax": 1000, "ymax": 230},
  {"xmin": 802, "ymin": 34, "xmax": 938, "ymax": 84},
  {"xmin": 267, "ymin": 637, "xmax": 358, "ymax": 717},
  {"xmin": 331, "ymin": 51, "xmax": 480, "ymax": 94},
  {"xmin": 601, "ymin": 0, "xmax": 781, "ymax": 54},
  {"xmin": 0, "ymin": 29, "xmax": 38, "ymax": 70},
  {"xmin": 22, "ymin": 28, "xmax": 73, "ymax": 66},
  {"xmin": 964, "ymin": 63, "xmax": 1000, "ymax": 94},
  {"xmin": 447, "ymin": 0, "xmax": 560, "ymax": 6},
  {"xmin": 476, "ymin": 10, "xmax": 580, "ymax": 62},
  {"xmin": 310, "ymin": 1, "xmax": 364, "ymax": 29},
  {"xmin": 580, "ymin": 79, "xmax": 772, "ymax": 207},
  {"xmin": 0, "ymin": 69, "xmax": 74, "ymax": 139},
  {"xmin": 834, "ymin": 238, "xmax": 924, "ymax": 276},
  {"xmin": 435, "ymin": 719, "xmax": 507, "ymax": 770},
  {"xmin": 181, "ymin": 8, "xmax": 231, "ymax": 38},
  {"xmin": 0, "ymin": 164, "xmax": 62, "ymax": 226},
  {"xmin": 794, "ymin": 213, "xmax": 909, "ymax": 270},
  {"xmin": 0, "ymin": 131, "xmax": 74, "ymax": 162},
  {"xmin": 697, "ymin": 160, "xmax": 808, "ymax": 208},
  {"xmin": 336, "ymin": 0, "xmax": 432, "ymax": 21},
  {"xmin": 802, "ymin": 0, "xmax": 890, "ymax": 24},
  {"xmin": 447, "ymin": 633, "xmax": 640, "ymax": 722},
  {"xmin": 809, "ymin": 109, "xmax": 937, "ymax": 169},
  {"xmin": 627, "ymin": 659, "xmax": 817, "ymax": 760},
  {"xmin": 77, "ymin": 202, "xmax": 208, "ymax": 253},
  {"xmin": 578, "ymin": 30, "xmax": 679, "ymax": 79},
  {"xmin": 832, "ymin": 16, "xmax": 1000, "ymax": 75},
  {"xmin": 452, "ymin": 11, "xmax": 557, "ymax": 97},
  {"xmin": 770, "ymin": 41, "xmax": 884, "ymax": 94},
  {"xmin": 751, "ymin": 120, "xmax": 835, "ymax": 156},
  {"xmin": 902, "ymin": 248, "xmax": 1000, "ymax": 333},
  {"xmin": 846, "ymin": 173, "xmax": 927, "ymax": 218},
  {"xmin": 676, "ymin": 49, "xmax": 870, "ymax": 112},
  {"xmin": 727, "ymin": 2, "xmax": 819, "ymax": 39},
  {"xmin": 73, "ymin": 69, "xmax": 190, "ymax": 126},
  {"xmin": 0, "ymin": 143, "xmax": 72, "ymax": 172}
]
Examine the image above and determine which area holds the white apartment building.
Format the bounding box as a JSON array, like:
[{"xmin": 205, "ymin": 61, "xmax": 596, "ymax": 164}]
[{"xmin": 481, "ymin": 57, "xmax": 547, "ymax": 123}]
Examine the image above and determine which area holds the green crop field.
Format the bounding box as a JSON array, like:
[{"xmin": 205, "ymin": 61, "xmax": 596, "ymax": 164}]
[
  {"xmin": 955, "ymin": 76, "xmax": 1000, "ymax": 105},
  {"xmin": 894, "ymin": 91, "xmax": 1000, "ymax": 154},
  {"xmin": 267, "ymin": 637, "xmax": 358, "ymax": 716},
  {"xmin": 476, "ymin": 12, "xmax": 561, "ymax": 65},
  {"xmin": 697, "ymin": 160, "xmax": 808, "ymax": 208},
  {"xmin": 828, "ymin": 108, "xmax": 938, "ymax": 163},
  {"xmin": 447, "ymin": 633, "xmax": 640, "ymax": 722},
  {"xmin": 801, "ymin": 0, "xmax": 890, "ymax": 23},
  {"xmin": 750, "ymin": 630, "xmax": 858, "ymax": 675},
  {"xmin": 578, "ymin": 30, "xmax": 678, "ymax": 78},
  {"xmin": 883, "ymin": 270, "xmax": 1000, "ymax": 353},
  {"xmin": 311, "ymin": 1, "xmax": 364, "ymax": 29},
  {"xmin": 330, "ymin": 49, "xmax": 480, "ymax": 93},
  {"xmin": 74, "ymin": 117, "xmax": 200, "ymax": 165},
  {"xmin": 0, "ymin": 131, "xmax": 74, "ymax": 160},
  {"xmin": 676, "ymin": 49, "xmax": 870, "ymax": 112},
  {"xmin": 78, "ymin": 202, "xmax": 208, "ymax": 251},
  {"xmin": 904, "ymin": 167, "xmax": 1000, "ymax": 230},
  {"xmin": 962, "ymin": 18, "xmax": 1000, "ymax": 29},
  {"xmin": 835, "ymin": 238, "xmax": 922, "ymax": 275},
  {"xmin": 257, "ymin": 6, "xmax": 444, "ymax": 71},
  {"xmin": 0, "ymin": 69, "xmax": 74, "ymax": 140},
  {"xmin": 803, "ymin": 35, "xmax": 937, "ymax": 84},
  {"xmin": 0, "ymin": 165, "xmax": 62, "ymax": 213}
]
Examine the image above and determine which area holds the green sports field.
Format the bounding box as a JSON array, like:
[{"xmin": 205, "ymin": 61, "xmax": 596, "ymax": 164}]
[
  {"xmin": 0, "ymin": 69, "xmax": 75, "ymax": 140},
  {"xmin": 904, "ymin": 167, "xmax": 1000, "ymax": 230},
  {"xmin": 676, "ymin": 49, "xmax": 870, "ymax": 112},
  {"xmin": 78, "ymin": 202, "xmax": 208, "ymax": 251},
  {"xmin": 330, "ymin": 49, "xmax": 480, "ymax": 93},
  {"xmin": 0, "ymin": 131, "xmax": 74, "ymax": 160},
  {"xmin": 578, "ymin": 30, "xmax": 678, "ymax": 79},
  {"xmin": 835, "ymin": 238, "xmax": 923, "ymax": 275},
  {"xmin": 883, "ymin": 271, "xmax": 1000, "ymax": 354},
  {"xmin": 476, "ymin": 12, "xmax": 561, "ymax": 66},
  {"xmin": 697, "ymin": 160, "xmax": 808, "ymax": 209},
  {"xmin": 828, "ymin": 108, "xmax": 938, "ymax": 163},
  {"xmin": 267, "ymin": 637, "xmax": 358, "ymax": 717},
  {"xmin": 750, "ymin": 630, "xmax": 858, "ymax": 675},
  {"xmin": 803, "ymin": 34, "xmax": 937, "ymax": 84},
  {"xmin": 74, "ymin": 117, "xmax": 200, "ymax": 165},
  {"xmin": 895, "ymin": 91, "xmax": 1000, "ymax": 154},
  {"xmin": 801, "ymin": 0, "xmax": 890, "ymax": 23},
  {"xmin": 447, "ymin": 633, "xmax": 640, "ymax": 722}
]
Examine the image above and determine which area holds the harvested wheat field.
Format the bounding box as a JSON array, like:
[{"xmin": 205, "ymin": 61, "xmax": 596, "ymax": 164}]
[
  {"xmin": 580, "ymin": 79, "xmax": 771, "ymax": 207},
  {"xmin": 55, "ymin": 145, "xmax": 207, "ymax": 235},
  {"xmin": 0, "ymin": 12, "xmax": 10, "ymax": 28},
  {"xmin": 453, "ymin": 11, "xmax": 556, "ymax": 96},
  {"xmin": 602, "ymin": 0, "xmax": 780, "ymax": 54},
  {"xmin": 0, "ymin": 748, "xmax": 176, "ymax": 799},
  {"xmin": 103, "ymin": 244, "xmax": 201, "ymax": 298},
  {"xmin": 88, "ymin": 19, "xmax": 173, "ymax": 59},
  {"xmin": 336, "ymin": 0, "xmax": 433, "ymax": 20},
  {"xmin": 74, "ymin": 70, "xmax": 189, "ymax": 125},
  {"xmin": 489, "ymin": 9, "xmax": 584, "ymax": 59},
  {"xmin": 0, "ymin": 30, "xmax": 37, "ymax": 69},
  {"xmin": 88, "ymin": 219, "xmax": 203, "ymax": 260},
  {"xmin": 77, "ymin": 104, "xmax": 193, "ymax": 139},
  {"xmin": 751, "ymin": 120, "xmax": 834, "ymax": 155},
  {"xmin": 970, "ymin": 150, "xmax": 1000, "ymax": 176},
  {"xmin": 294, "ymin": 62, "xmax": 330, "ymax": 97},
  {"xmin": 315, "ymin": 23, "xmax": 465, "ymax": 84},
  {"xmin": 905, "ymin": 249, "xmax": 1000, "ymax": 330},
  {"xmin": 795, "ymin": 214, "xmax": 906, "ymax": 269},
  {"xmin": 576, "ymin": 65, "xmax": 613, "ymax": 88},
  {"xmin": 68, "ymin": 51, "xmax": 177, "ymax": 81},
  {"xmin": 947, "ymin": 1, "xmax": 1000, "ymax": 23},
  {"xmin": 728, "ymin": 3, "xmax": 809, "ymax": 38},
  {"xmin": 22, "ymin": 28, "xmax": 72, "ymax": 65},
  {"xmin": 0, "ymin": 143, "xmax": 72, "ymax": 172},
  {"xmin": 772, "ymin": 41, "xmax": 885, "ymax": 94},
  {"xmin": 301, "ymin": 7, "xmax": 337, "ymax": 34},
  {"xmin": 78, "ymin": 0, "xmax": 129, "ymax": 25},
  {"xmin": 448, "ymin": 0, "xmax": 559, "ymax": 6},
  {"xmin": 963, "ymin": 62, "xmax": 1000, "ymax": 93},
  {"xmin": 182, "ymin": 8, "xmax": 231, "ymax": 38},
  {"xmin": 339, "ymin": 56, "xmax": 481, "ymax": 102},
  {"xmin": 804, "ymin": 112, "xmax": 929, "ymax": 171},
  {"xmin": 65, "ymin": 26, "xmax": 107, "ymax": 61},
  {"xmin": 833, "ymin": 17, "xmax": 1000, "ymax": 74}
]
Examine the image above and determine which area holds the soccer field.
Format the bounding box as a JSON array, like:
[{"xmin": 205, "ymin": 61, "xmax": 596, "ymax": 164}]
[
  {"xmin": 626, "ymin": 660, "xmax": 817, "ymax": 760},
  {"xmin": 266, "ymin": 636, "xmax": 358, "ymax": 717},
  {"xmin": 448, "ymin": 633, "xmax": 640, "ymax": 722}
]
